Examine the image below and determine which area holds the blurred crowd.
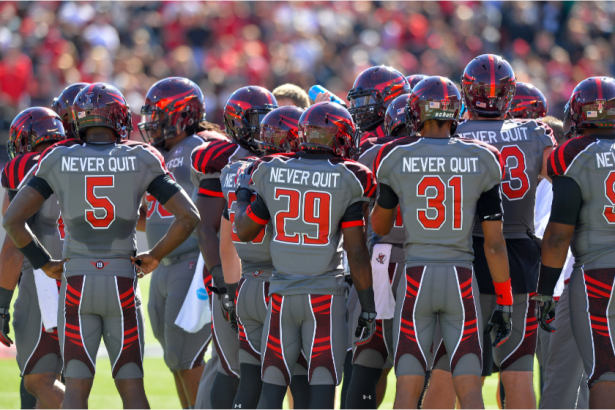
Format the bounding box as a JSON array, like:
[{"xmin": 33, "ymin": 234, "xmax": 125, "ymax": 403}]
[{"xmin": 1, "ymin": 1, "xmax": 614, "ymax": 158}]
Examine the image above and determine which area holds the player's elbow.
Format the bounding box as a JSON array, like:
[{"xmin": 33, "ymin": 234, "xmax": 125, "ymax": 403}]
[
  {"xmin": 2, "ymin": 213, "xmax": 19, "ymax": 237},
  {"xmin": 484, "ymin": 238, "xmax": 506, "ymax": 258},
  {"xmin": 235, "ymin": 220, "xmax": 258, "ymax": 243}
]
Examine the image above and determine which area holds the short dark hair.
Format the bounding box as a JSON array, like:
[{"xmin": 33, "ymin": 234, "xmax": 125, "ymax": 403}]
[{"xmin": 540, "ymin": 116, "xmax": 565, "ymax": 145}]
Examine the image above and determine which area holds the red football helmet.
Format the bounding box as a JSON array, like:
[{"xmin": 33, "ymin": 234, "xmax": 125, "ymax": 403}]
[
  {"xmin": 73, "ymin": 83, "xmax": 132, "ymax": 140},
  {"xmin": 347, "ymin": 66, "xmax": 410, "ymax": 132},
  {"xmin": 51, "ymin": 82, "xmax": 89, "ymax": 139},
  {"xmin": 139, "ymin": 77, "xmax": 206, "ymax": 146},
  {"xmin": 257, "ymin": 106, "xmax": 304, "ymax": 153},
  {"xmin": 405, "ymin": 76, "xmax": 462, "ymax": 135},
  {"xmin": 298, "ymin": 102, "xmax": 357, "ymax": 158},
  {"xmin": 569, "ymin": 76, "xmax": 615, "ymax": 132},
  {"xmin": 7, "ymin": 107, "xmax": 66, "ymax": 159},
  {"xmin": 461, "ymin": 54, "xmax": 516, "ymax": 118},
  {"xmin": 406, "ymin": 74, "xmax": 429, "ymax": 90},
  {"xmin": 509, "ymin": 82, "xmax": 548, "ymax": 119},
  {"xmin": 384, "ymin": 93, "xmax": 411, "ymax": 136},
  {"xmin": 223, "ymin": 86, "xmax": 278, "ymax": 152}
]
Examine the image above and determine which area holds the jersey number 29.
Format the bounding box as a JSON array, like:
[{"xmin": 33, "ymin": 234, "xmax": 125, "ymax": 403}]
[{"xmin": 273, "ymin": 187, "xmax": 331, "ymax": 246}]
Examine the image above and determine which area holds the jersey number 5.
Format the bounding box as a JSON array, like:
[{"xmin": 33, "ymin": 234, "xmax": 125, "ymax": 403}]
[
  {"xmin": 416, "ymin": 176, "xmax": 462, "ymax": 230},
  {"xmin": 273, "ymin": 188, "xmax": 331, "ymax": 246},
  {"xmin": 85, "ymin": 175, "xmax": 115, "ymax": 229},
  {"xmin": 500, "ymin": 146, "xmax": 529, "ymax": 200}
]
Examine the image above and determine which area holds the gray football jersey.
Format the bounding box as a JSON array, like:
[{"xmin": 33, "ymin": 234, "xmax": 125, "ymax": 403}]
[
  {"xmin": 1, "ymin": 153, "xmax": 64, "ymax": 269},
  {"xmin": 548, "ymin": 135, "xmax": 615, "ymax": 268},
  {"xmin": 359, "ymin": 136, "xmax": 406, "ymax": 248},
  {"xmin": 145, "ymin": 135, "xmax": 202, "ymax": 259},
  {"xmin": 250, "ymin": 154, "xmax": 376, "ymax": 296},
  {"xmin": 457, "ymin": 119, "xmax": 555, "ymax": 238},
  {"xmin": 33, "ymin": 140, "xmax": 171, "ymax": 263},
  {"xmin": 375, "ymin": 136, "xmax": 503, "ymax": 265},
  {"xmin": 220, "ymin": 159, "xmax": 274, "ymax": 280},
  {"xmin": 190, "ymin": 138, "xmax": 252, "ymax": 189}
]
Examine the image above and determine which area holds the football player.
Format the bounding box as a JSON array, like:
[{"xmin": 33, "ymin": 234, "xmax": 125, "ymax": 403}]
[
  {"xmin": 425, "ymin": 56, "xmax": 556, "ymax": 409},
  {"xmin": 138, "ymin": 77, "xmax": 211, "ymax": 408},
  {"xmin": 51, "ymin": 82, "xmax": 90, "ymax": 140},
  {"xmin": 508, "ymin": 82, "xmax": 548, "ymax": 120},
  {"xmin": 347, "ymin": 66, "xmax": 410, "ymax": 142},
  {"xmin": 3, "ymin": 83, "xmax": 200, "ymax": 409},
  {"xmin": 344, "ymin": 92, "xmax": 411, "ymax": 409},
  {"xmin": 406, "ymin": 74, "xmax": 428, "ymax": 90},
  {"xmin": 189, "ymin": 86, "xmax": 277, "ymax": 408},
  {"xmin": 536, "ymin": 76, "xmax": 615, "ymax": 408},
  {"xmin": 0, "ymin": 108, "xmax": 68, "ymax": 408},
  {"xmin": 233, "ymin": 101, "xmax": 377, "ymax": 408},
  {"xmin": 370, "ymin": 76, "xmax": 512, "ymax": 409}
]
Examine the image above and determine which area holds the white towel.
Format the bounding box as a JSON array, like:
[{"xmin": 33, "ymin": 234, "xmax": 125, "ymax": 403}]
[
  {"xmin": 33, "ymin": 269, "xmax": 59, "ymax": 332},
  {"xmin": 175, "ymin": 254, "xmax": 211, "ymax": 333},
  {"xmin": 370, "ymin": 243, "xmax": 396, "ymax": 320}
]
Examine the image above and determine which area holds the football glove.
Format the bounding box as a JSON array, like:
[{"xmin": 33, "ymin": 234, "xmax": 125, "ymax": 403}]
[
  {"xmin": 219, "ymin": 292, "xmax": 238, "ymax": 334},
  {"xmin": 0, "ymin": 308, "xmax": 13, "ymax": 347},
  {"xmin": 531, "ymin": 294, "xmax": 557, "ymax": 333},
  {"xmin": 485, "ymin": 304, "xmax": 512, "ymax": 347},
  {"xmin": 355, "ymin": 310, "xmax": 377, "ymax": 346}
]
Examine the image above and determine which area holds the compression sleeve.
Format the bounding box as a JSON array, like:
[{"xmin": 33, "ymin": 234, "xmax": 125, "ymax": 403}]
[
  {"xmin": 476, "ymin": 184, "xmax": 503, "ymax": 221},
  {"xmin": 246, "ymin": 194, "xmax": 270, "ymax": 224},
  {"xmin": 7, "ymin": 190, "xmax": 17, "ymax": 201},
  {"xmin": 26, "ymin": 176, "xmax": 53, "ymax": 200},
  {"xmin": 147, "ymin": 174, "xmax": 182, "ymax": 205},
  {"xmin": 222, "ymin": 202, "xmax": 230, "ymax": 221},
  {"xmin": 549, "ymin": 177, "xmax": 582, "ymax": 226},
  {"xmin": 341, "ymin": 201, "xmax": 365, "ymax": 228},
  {"xmin": 376, "ymin": 183, "xmax": 399, "ymax": 209},
  {"xmin": 198, "ymin": 179, "xmax": 223, "ymax": 198}
]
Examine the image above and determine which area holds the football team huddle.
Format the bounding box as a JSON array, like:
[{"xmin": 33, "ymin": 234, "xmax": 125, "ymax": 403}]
[{"xmin": 0, "ymin": 52, "xmax": 613, "ymax": 410}]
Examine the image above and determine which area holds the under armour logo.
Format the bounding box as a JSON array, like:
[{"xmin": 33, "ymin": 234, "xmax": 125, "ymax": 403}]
[
  {"xmin": 234, "ymin": 405, "xmax": 242, "ymax": 408},
  {"xmin": 363, "ymin": 395, "xmax": 372, "ymax": 400},
  {"xmin": 441, "ymin": 99, "xmax": 450, "ymax": 110},
  {"xmin": 85, "ymin": 92, "xmax": 94, "ymax": 103},
  {"xmin": 597, "ymin": 99, "xmax": 606, "ymax": 112}
]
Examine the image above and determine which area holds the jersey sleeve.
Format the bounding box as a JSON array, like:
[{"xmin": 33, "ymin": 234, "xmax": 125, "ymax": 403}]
[
  {"xmin": 533, "ymin": 120, "xmax": 557, "ymax": 150},
  {"xmin": 357, "ymin": 136, "xmax": 394, "ymax": 171},
  {"xmin": 333, "ymin": 159, "xmax": 377, "ymax": 203},
  {"xmin": 460, "ymin": 138, "xmax": 504, "ymax": 191},
  {"xmin": 373, "ymin": 136, "xmax": 420, "ymax": 185},
  {"xmin": 190, "ymin": 140, "xmax": 239, "ymax": 197},
  {"xmin": 33, "ymin": 139, "xmax": 83, "ymax": 182},
  {"xmin": 1, "ymin": 152, "xmax": 40, "ymax": 192},
  {"xmin": 547, "ymin": 135, "xmax": 598, "ymax": 178}
]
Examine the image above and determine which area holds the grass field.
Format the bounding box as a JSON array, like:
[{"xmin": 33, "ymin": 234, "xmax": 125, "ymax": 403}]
[{"xmin": 0, "ymin": 232, "xmax": 541, "ymax": 409}]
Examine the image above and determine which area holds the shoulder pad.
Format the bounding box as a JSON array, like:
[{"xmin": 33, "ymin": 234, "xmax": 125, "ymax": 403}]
[
  {"xmin": 329, "ymin": 158, "xmax": 377, "ymax": 198},
  {"xmin": 372, "ymin": 136, "xmax": 421, "ymax": 176},
  {"xmin": 548, "ymin": 135, "xmax": 598, "ymax": 177},
  {"xmin": 359, "ymin": 136, "xmax": 397, "ymax": 156},
  {"xmin": 35, "ymin": 139, "xmax": 83, "ymax": 176},
  {"xmin": 191, "ymin": 139, "xmax": 239, "ymax": 175},
  {"xmin": 455, "ymin": 138, "xmax": 505, "ymax": 179},
  {"xmin": 515, "ymin": 119, "xmax": 557, "ymax": 147},
  {"xmin": 249, "ymin": 153, "xmax": 297, "ymax": 179},
  {"xmin": 118, "ymin": 140, "xmax": 167, "ymax": 172},
  {"xmin": 1, "ymin": 152, "xmax": 40, "ymax": 190}
]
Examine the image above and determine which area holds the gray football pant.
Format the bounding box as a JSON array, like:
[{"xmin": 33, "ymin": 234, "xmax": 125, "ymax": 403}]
[
  {"xmin": 194, "ymin": 347, "xmax": 220, "ymax": 409},
  {"xmin": 539, "ymin": 285, "xmax": 589, "ymax": 409}
]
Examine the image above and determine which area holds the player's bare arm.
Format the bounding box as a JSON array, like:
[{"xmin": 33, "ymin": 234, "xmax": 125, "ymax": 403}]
[
  {"xmin": 541, "ymin": 222, "xmax": 575, "ymax": 268},
  {"xmin": 342, "ymin": 225, "xmax": 373, "ymax": 292},
  {"xmin": 0, "ymin": 191, "xmax": 24, "ymax": 291},
  {"xmin": 233, "ymin": 199, "xmax": 265, "ymax": 242},
  {"xmin": 481, "ymin": 221, "xmax": 510, "ymax": 284},
  {"xmin": 370, "ymin": 204, "xmax": 396, "ymax": 236},
  {"xmin": 539, "ymin": 146, "xmax": 554, "ymax": 182},
  {"xmin": 3, "ymin": 186, "xmax": 65, "ymax": 280},
  {"xmin": 195, "ymin": 196, "xmax": 226, "ymax": 269},
  {"xmin": 220, "ymin": 217, "xmax": 241, "ymax": 285},
  {"xmin": 136, "ymin": 197, "xmax": 147, "ymax": 232},
  {"xmin": 132, "ymin": 188, "xmax": 200, "ymax": 275}
]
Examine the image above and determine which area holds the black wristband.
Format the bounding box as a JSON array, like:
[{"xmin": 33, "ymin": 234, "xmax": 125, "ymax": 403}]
[
  {"xmin": 0, "ymin": 287, "xmax": 14, "ymax": 309},
  {"xmin": 210, "ymin": 264, "xmax": 226, "ymax": 291},
  {"xmin": 225, "ymin": 282, "xmax": 239, "ymax": 299},
  {"xmin": 357, "ymin": 286, "xmax": 376, "ymax": 313},
  {"xmin": 18, "ymin": 238, "xmax": 51, "ymax": 270},
  {"xmin": 537, "ymin": 264, "xmax": 563, "ymax": 296},
  {"xmin": 236, "ymin": 187, "xmax": 252, "ymax": 204}
]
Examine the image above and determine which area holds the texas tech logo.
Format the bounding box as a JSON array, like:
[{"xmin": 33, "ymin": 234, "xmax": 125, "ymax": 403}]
[
  {"xmin": 91, "ymin": 260, "xmax": 109, "ymax": 270},
  {"xmin": 376, "ymin": 253, "xmax": 387, "ymax": 264},
  {"xmin": 597, "ymin": 99, "xmax": 606, "ymax": 112},
  {"xmin": 85, "ymin": 92, "xmax": 94, "ymax": 103},
  {"xmin": 441, "ymin": 99, "xmax": 450, "ymax": 110}
]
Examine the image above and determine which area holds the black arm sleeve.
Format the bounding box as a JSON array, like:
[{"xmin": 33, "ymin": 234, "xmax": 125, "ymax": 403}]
[
  {"xmin": 248, "ymin": 194, "xmax": 270, "ymax": 221},
  {"xmin": 7, "ymin": 190, "xmax": 17, "ymax": 201},
  {"xmin": 376, "ymin": 183, "xmax": 399, "ymax": 209},
  {"xmin": 147, "ymin": 174, "xmax": 182, "ymax": 205},
  {"xmin": 549, "ymin": 177, "xmax": 582, "ymax": 226},
  {"xmin": 222, "ymin": 201, "xmax": 230, "ymax": 221},
  {"xmin": 198, "ymin": 178, "xmax": 223, "ymax": 197},
  {"xmin": 26, "ymin": 176, "xmax": 53, "ymax": 200},
  {"xmin": 341, "ymin": 201, "xmax": 365, "ymax": 223},
  {"xmin": 476, "ymin": 184, "xmax": 503, "ymax": 221}
]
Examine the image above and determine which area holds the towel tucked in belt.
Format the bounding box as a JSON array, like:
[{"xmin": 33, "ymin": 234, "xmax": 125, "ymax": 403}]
[
  {"xmin": 370, "ymin": 243, "xmax": 396, "ymax": 320},
  {"xmin": 175, "ymin": 254, "xmax": 211, "ymax": 333},
  {"xmin": 33, "ymin": 269, "xmax": 59, "ymax": 332}
]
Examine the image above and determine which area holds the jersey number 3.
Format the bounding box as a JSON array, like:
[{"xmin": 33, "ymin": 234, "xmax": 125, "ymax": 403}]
[
  {"xmin": 501, "ymin": 146, "xmax": 529, "ymax": 200},
  {"xmin": 274, "ymin": 188, "xmax": 331, "ymax": 246},
  {"xmin": 85, "ymin": 176, "xmax": 115, "ymax": 229}
]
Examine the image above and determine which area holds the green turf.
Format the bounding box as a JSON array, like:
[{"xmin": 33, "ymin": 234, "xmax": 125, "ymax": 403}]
[{"xmin": 0, "ymin": 273, "xmax": 541, "ymax": 408}]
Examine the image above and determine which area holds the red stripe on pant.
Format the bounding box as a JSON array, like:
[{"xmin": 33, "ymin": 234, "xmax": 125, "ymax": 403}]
[
  {"xmin": 395, "ymin": 266, "xmax": 427, "ymax": 372},
  {"xmin": 112, "ymin": 277, "xmax": 143, "ymax": 378},
  {"xmin": 308, "ymin": 294, "xmax": 337, "ymax": 384},
  {"xmin": 23, "ymin": 325, "xmax": 61, "ymax": 376},
  {"xmin": 237, "ymin": 278, "xmax": 261, "ymax": 361},
  {"xmin": 583, "ymin": 269, "xmax": 615, "ymax": 386},
  {"xmin": 64, "ymin": 276, "xmax": 95, "ymax": 376},
  {"xmin": 450, "ymin": 267, "xmax": 482, "ymax": 373},
  {"xmin": 262, "ymin": 294, "xmax": 291, "ymax": 385}
]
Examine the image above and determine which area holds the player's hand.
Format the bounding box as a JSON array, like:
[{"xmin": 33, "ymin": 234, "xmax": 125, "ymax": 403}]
[
  {"xmin": 355, "ymin": 310, "xmax": 377, "ymax": 346},
  {"xmin": 41, "ymin": 259, "xmax": 67, "ymax": 280},
  {"xmin": 236, "ymin": 165, "xmax": 253, "ymax": 192},
  {"xmin": 0, "ymin": 308, "xmax": 13, "ymax": 347},
  {"xmin": 131, "ymin": 253, "xmax": 159, "ymax": 278},
  {"xmin": 219, "ymin": 292, "xmax": 238, "ymax": 333},
  {"xmin": 485, "ymin": 304, "xmax": 512, "ymax": 347},
  {"xmin": 314, "ymin": 92, "xmax": 332, "ymax": 103},
  {"xmin": 531, "ymin": 294, "xmax": 556, "ymax": 333}
]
